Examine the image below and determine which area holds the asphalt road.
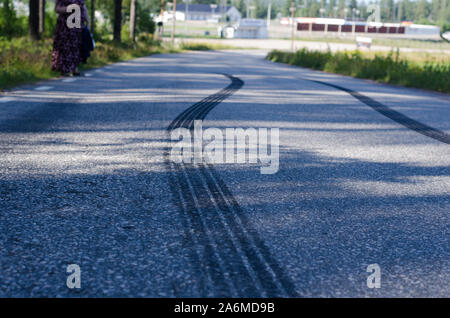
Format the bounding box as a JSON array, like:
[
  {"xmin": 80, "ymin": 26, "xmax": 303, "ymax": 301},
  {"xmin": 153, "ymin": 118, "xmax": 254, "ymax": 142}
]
[{"xmin": 0, "ymin": 50, "xmax": 449, "ymax": 297}]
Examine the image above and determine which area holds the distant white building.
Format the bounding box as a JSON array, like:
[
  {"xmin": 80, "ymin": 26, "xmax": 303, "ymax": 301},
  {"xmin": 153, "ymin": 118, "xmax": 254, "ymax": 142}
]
[
  {"xmin": 221, "ymin": 25, "xmax": 236, "ymax": 39},
  {"xmin": 443, "ymin": 31, "xmax": 450, "ymax": 41},
  {"xmin": 404, "ymin": 24, "xmax": 441, "ymax": 36},
  {"xmin": 174, "ymin": 4, "xmax": 241, "ymax": 22},
  {"xmin": 234, "ymin": 19, "xmax": 268, "ymax": 39}
]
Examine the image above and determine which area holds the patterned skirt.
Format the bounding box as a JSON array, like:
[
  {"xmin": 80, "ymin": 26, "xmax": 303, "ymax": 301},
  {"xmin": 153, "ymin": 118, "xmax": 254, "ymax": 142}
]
[{"xmin": 51, "ymin": 0, "xmax": 85, "ymax": 73}]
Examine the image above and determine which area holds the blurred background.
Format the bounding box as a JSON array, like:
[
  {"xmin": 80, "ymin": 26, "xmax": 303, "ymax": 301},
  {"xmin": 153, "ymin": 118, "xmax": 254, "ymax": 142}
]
[{"xmin": 0, "ymin": 0, "xmax": 449, "ymax": 92}]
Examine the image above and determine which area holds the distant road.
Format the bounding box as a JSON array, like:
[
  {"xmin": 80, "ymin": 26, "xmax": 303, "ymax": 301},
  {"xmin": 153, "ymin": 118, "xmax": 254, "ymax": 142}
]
[
  {"xmin": 180, "ymin": 37, "xmax": 450, "ymax": 54},
  {"xmin": 0, "ymin": 50, "xmax": 449, "ymax": 297}
]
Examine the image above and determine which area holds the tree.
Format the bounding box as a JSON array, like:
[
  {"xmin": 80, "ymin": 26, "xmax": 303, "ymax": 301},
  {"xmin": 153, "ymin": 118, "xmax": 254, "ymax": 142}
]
[
  {"xmin": 387, "ymin": 0, "xmax": 394, "ymax": 21},
  {"xmin": 113, "ymin": 0, "xmax": 123, "ymax": 42},
  {"xmin": 397, "ymin": 0, "xmax": 403, "ymax": 21},
  {"xmin": 401, "ymin": 0, "xmax": 416, "ymax": 21},
  {"xmin": 0, "ymin": 0, "xmax": 19, "ymax": 39},
  {"xmin": 308, "ymin": 0, "xmax": 320, "ymax": 17},
  {"xmin": 234, "ymin": 0, "xmax": 246, "ymax": 16},
  {"xmin": 130, "ymin": 0, "xmax": 136, "ymax": 41},
  {"xmin": 90, "ymin": 0, "xmax": 95, "ymax": 33},
  {"xmin": 441, "ymin": 0, "xmax": 450, "ymax": 24},
  {"xmin": 282, "ymin": 0, "xmax": 292, "ymax": 16},
  {"xmin": 137, "ymin": 1, "xmax": 156, "ymax": 34},
  {"xmin": 320, "ymin": 0, "xmax": 327, "ymax": 17},
  {"xmin": 415, "ymin": 0, "xmax": 430, "ymax": 21},
  {"xmin": 327, "ymin": 0, "xmax": 336, "ymax": 17},
  {"xmin": 338, "ymin": 0, "xmax": 345, "ymax": 17},
  {"xmin": 39, "ymin": 0, "xmax": 45, "ymax": 34},
  {"xmin": 29, "ymin": 0, "xmax": 40, "ymax": 40}
]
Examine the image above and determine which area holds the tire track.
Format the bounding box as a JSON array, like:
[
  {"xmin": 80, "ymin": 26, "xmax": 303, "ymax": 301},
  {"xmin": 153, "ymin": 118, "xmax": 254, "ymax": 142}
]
[
  {"xmin": 311, "ymin": 80, "xmax": 450, "ymax": 145},
  {"xmin": 166, "ymin": 74, "xmax": 298, "ymax": 297}
]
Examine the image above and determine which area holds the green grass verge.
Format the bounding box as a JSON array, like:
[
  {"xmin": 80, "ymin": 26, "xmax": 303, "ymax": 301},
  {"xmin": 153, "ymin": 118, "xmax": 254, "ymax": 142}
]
[
  {"xmin": 267, "ymin": 49, "xmax": 450, "ymax": 93},
  {"xmin": 179, "ymin": 41, "xmax": 239, "ymax": 51},
  {"xmin": 0, "ymin": 37, "xmax": 55, "ymax": 91},
  {"xmin": 277, "ymin": 36, "xmax": 450, "ymax": 50},
  {"xmin": 0, "ymin": 35, "xmax": 174, "ymax": 91}
]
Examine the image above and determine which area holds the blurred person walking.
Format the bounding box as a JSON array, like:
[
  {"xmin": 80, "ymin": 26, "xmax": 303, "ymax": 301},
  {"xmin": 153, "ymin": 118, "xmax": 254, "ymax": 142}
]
[{"xmin": 52, "ymin": 0, "xmax": 89, "ymax": 76}]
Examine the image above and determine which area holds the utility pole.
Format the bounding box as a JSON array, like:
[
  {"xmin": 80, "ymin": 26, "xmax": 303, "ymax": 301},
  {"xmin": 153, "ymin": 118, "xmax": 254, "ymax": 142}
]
[
  {"xmin": 221, "ymin": 0, "xmax": 225, "ymax": 24},
  {"xmin": 171, "ymin": 0, "xmax": 177, "ymax": 44},
  {"xmin": 290, "ymin": 0, "xmax": 295, "ymax": 52},
  {"xmin": 210, "ymin": 3, "xmax": 217, "ymax": 23},
  {"xmin": 246, "ymin": 0, "xmax": 250, "ymax": 18},
  {"xmin": 267, "ymin": 0, "xmax": 272, "ymax": 27},
  {"xmin": 184, "ymin": 0, "xmax": 191, "ymax": 35}
]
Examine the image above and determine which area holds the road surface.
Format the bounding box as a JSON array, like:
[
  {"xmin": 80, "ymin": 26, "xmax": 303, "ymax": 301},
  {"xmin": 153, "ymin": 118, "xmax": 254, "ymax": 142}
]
[{"xmin": 0, "ymin": 50, "xmax": 449, "ymax": 297}]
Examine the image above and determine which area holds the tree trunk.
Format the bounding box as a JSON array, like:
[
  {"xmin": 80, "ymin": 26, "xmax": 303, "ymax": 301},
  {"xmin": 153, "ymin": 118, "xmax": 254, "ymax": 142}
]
[
  {"xmin": 29, "ymin": 0, "xmax": 40, "ymax": 40},
  {"xmin": 129, "ymin": 0, "xmax": 136, "ymax": 42},
  {"xmin": 38, "ymin": 0, "xmax": 45, "ymax": 34},
  {"xmin": 113, "ymin": 0, "xmax": 122, "ymax": 42},
  {"xmin": 90, "ymin": 0, "xmax": 95, "ymax": 33}
]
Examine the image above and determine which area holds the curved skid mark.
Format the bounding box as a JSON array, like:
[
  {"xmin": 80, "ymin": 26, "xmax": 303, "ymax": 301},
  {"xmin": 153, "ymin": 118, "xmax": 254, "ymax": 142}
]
[
  {"xmin": 311, "ymin": 80, "xmax": 450, "ymax": 145},
  {"xmin": 166, "ymin": 73, "xmax": 299, "ymax": 297}
]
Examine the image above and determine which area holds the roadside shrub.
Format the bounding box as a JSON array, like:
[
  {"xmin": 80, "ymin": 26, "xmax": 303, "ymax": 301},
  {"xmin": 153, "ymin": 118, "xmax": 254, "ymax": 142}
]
[
  {"xmin": 179, "ymin": 42, "xmax": 236, "ymax": 51},
  {"xmin": 267, "ymin": 49, "xmax": 450, "ymax": 93},
  {"xmin": 0, "ymin": 37, "xmax": 55, "ymax": 90},
  {"xmin": 0, "ymin": 36, "xmax": 165, "ymax": 91}
]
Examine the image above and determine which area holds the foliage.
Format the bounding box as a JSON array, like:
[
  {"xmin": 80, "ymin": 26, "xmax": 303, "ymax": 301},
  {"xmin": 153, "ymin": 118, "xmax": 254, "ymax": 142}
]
[
  {"xmin": 0, "ymin": 37, "xmax": 55, "ymax": 90},
  {"xmin": 267, "ymin": 48, "xmax": 450, "ymax": 93},
  {"xmin": 0, "ymin": 35, "xmax": 164, "ymax": 91},
  {"xmin": 179, "ymin": 41, "xmax": 238, "ymax": 50},
  {"xmin": 0, "ymin": 0, "xmax": 26, "ymax": 39}
]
